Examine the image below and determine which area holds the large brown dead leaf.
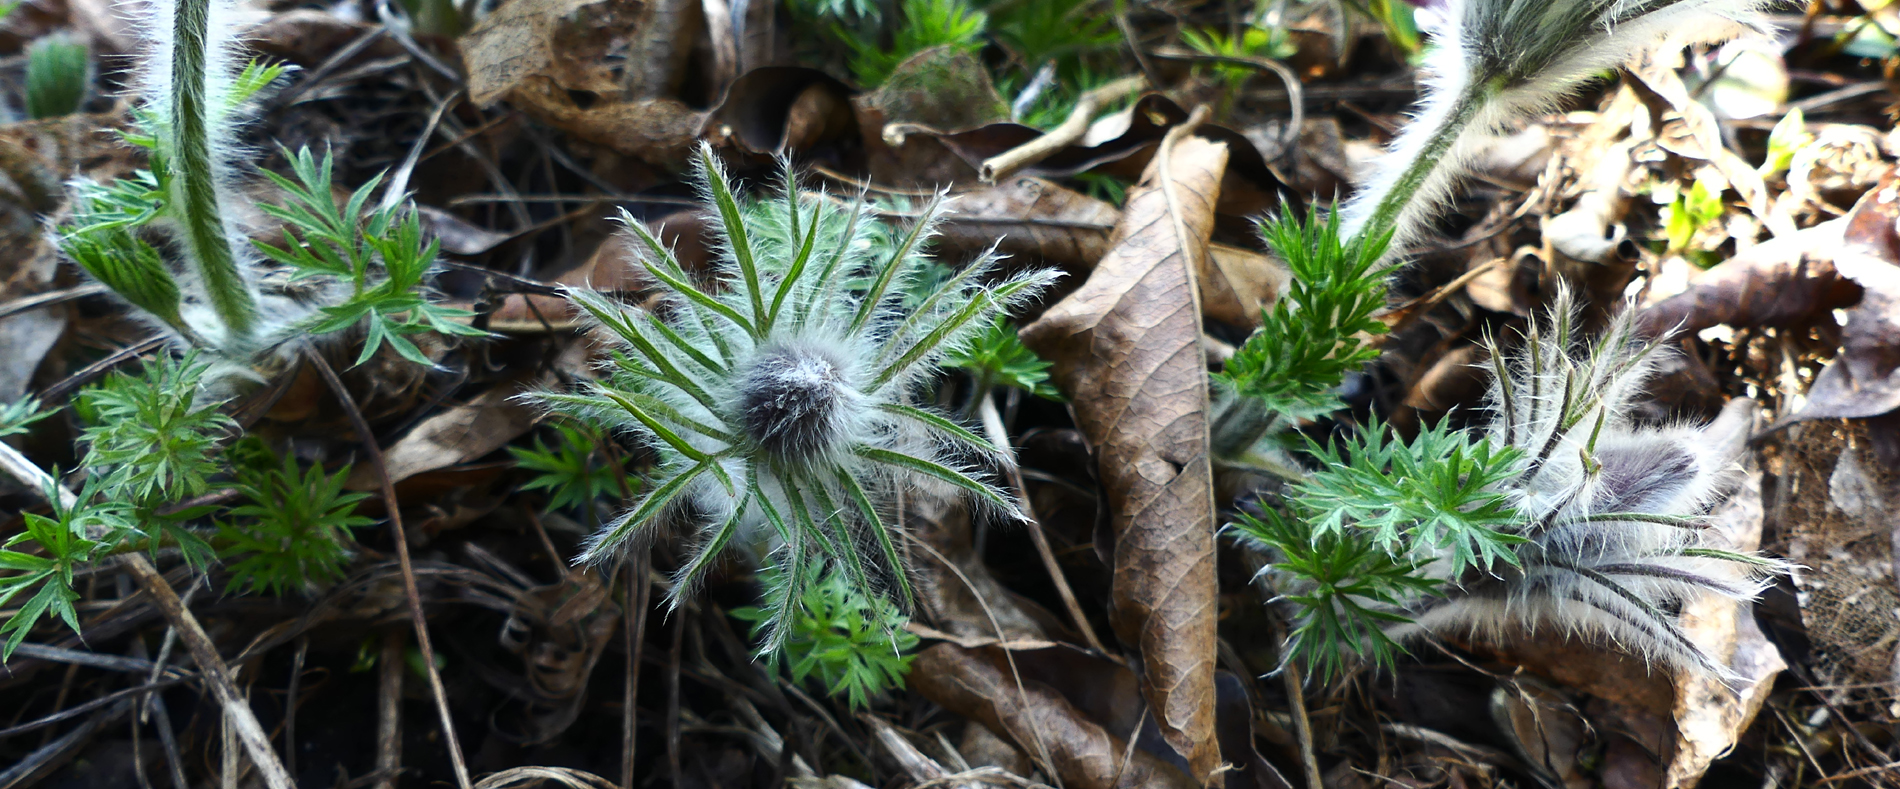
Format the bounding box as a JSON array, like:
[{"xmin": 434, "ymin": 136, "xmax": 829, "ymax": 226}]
[
  {"xmin": 461, "ymin": 0, "xmax": 648, "ymax": 107},
  {"xmin": 1021, "ymin": 132, "xmax": 1224, "ymax": 785}
]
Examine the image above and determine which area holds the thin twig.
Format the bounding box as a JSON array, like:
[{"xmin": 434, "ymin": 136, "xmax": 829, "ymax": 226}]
[
  {"xmin": 373, "ymin": 628, "xmax": 405, "ymax": 789},
  {"xmin": 121, "ymin": 556, "xmax": 298, "ymax": 789},
  {"xmin": 975, "ymin": 393, "xmax": 1105, "ymax": 654},
  {"xmin": 304, "ymin": 346, "xmax": 474, "ymax": 789},
  {"xmin": 285, "ymin": 636, "xmax": 307, "ymax": 778},
  {"xmin": 39, "ymin": 335, "xmax": 168, "ymax": 403},
  {"xmin": 978, "ymin": 75, "xmax": 1146, "ymax": 183},
  {"xmin": 621, "ymin": 551, "xmax": 648, "ymax": 789},
  {"xmin": 1280, "ymin": 662, "xmax": 1323, "ymax": 789},
  {"xmin": 1150, "ymin": 48, "xmax": 1305, "ymax": 157},
  {"xmin": 0, "ymin": 284, "xmax": 108, "ymax": 321},
  {"xmin": 1114, "ymin": 10, "xmax": 1162, "ymax": 89}
]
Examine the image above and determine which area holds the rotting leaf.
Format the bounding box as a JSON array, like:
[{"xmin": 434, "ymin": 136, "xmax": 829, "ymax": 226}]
[
  {"xmin": 345, "ymin": 376, "xmax": 553, "ymax": 490},
  {"xmin": 460, "ymin": 0, "xmax": 639, "ymax": 107},
  {"xmin": 932, "ymin": 175, "xmax": 1120, "ymax": 272},
  {"xmin": 1778, "ymin": 169, "xmax": 1900, "ymax": 425},
  {"xmin": 909, "ymin": 643, "xmax": 1201, "ymax": 789},
  {"xmin": 1636, "ymin": 218, "xmax": 1857, "ymax": 339},
  {"xmin": 1021, "ymin": 131, "xmax": 1224, "ymax": 785}
]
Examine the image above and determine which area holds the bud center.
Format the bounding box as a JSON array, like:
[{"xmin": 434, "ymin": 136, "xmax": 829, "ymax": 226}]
[{"xmin": 737, "ymin": 345, "xmax": 850, "ymax": 462}]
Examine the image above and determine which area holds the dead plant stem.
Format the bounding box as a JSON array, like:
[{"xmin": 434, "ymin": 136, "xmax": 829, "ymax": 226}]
[
  {"xmin": 975, "ymin": 393, "xmax": 1106, "ymax": 654},
  {"xmin": 304, "ymin": 346, "xmax": 474, "ymax": 789},
  {"xmin": 978, "ymin": 75, "xmax": 1146, "ymax": 183}
]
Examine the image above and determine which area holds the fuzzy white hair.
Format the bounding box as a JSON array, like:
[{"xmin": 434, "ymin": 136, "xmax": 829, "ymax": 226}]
[
  {"xmin": 533, "ymin": 146, "xmax": 1059, "ymax": 648},
  {"xmin": 1341, "ymin": 0, "xmax": 1777, "ymax": 259},
  {"xmin": 1388, "ymin": 288, "xmax": 1783, "ymax": 676}
]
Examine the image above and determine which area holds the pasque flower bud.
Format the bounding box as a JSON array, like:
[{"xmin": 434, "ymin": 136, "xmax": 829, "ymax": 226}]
[{"xmin": 1342, "ymin": 0, "xmax": 1777, "ymax": 259}]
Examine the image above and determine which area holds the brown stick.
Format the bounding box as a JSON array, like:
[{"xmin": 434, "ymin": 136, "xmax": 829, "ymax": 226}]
[
  {"xmin": 977, "ymin": 76, "xmax": 1147, "ymax": 184},
  {"xmin": 0, "ymin": 440, "xmax": 297, "ymax": 789},
  {"xmin": 119, "ymin": 556, "xmax": 297, "ymax": 789},
  {"xmin": 374, "ymin": 628, "xmax": 406, "ymax": 789},
  {"xmin": 304, "ymin": 347, "xmax": 473, "ymax": 789},
  {"xmin": 621, "ymin": 551, "xmax": 648, "ymax": 789},
  {"xmin": 975, "ymin": 393, "xmax": 1106, "ymax": 654}
]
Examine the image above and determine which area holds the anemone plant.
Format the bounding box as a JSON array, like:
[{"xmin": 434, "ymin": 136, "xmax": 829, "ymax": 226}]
[
  {"xmin": 533, "ymin": 144, "xmax": 1057, "ymax": 649},
  {"xmin": 1233, "ymin": 289, "xmax": 1786, "ymax": 678},
  {"xmin": 1340, "ymin": 0, "xmax": 1775, "ymax": 258},
  {"xmin": 53, "ymin": 0, "xmax": 477, "ymax": 375}
]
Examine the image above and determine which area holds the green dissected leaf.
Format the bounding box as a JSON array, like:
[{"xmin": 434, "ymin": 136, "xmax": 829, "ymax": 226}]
[
  {"xmin": 254, "ymin": 146, "xmax": 485, "ymax": 367},
  {"xmin": 77, "ymin": 352, "xmax": 234, "ymax": 507},
  {"xmin": 509, "ymin": 425, "xmax": 628, "ymax": 518},
  {"xmin": 217, "ymin": 443, "xmax": 371, "ymax": 596},
  {"xmin": 1296, "ymin": 417, "xmax": 1526, "ymax": 577},
  {"xmin": 943, "ymin": 317, "xmax": 1064, "ymax": 401},
  {"xmin": 0, "ymin": 483, "xmax": 111, "ymax": 662},
  {"xmin": 1227, "ymin": 508, "xmax": 1436, "ymax": 683},
  {"xmin": 732, "ymin": 569, "xmax": 919, "ymax": 710}
]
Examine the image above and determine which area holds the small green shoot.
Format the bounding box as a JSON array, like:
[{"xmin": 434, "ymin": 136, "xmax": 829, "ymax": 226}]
[
  {"xmin": 1180, "ymin": 23, "xmax": 1295, "ymax": 101},
  {"xmin": 1661, "ymin": 171, "xmax": 1726, "ymax": 256},
  {"xmin": 217, "ymin": 443, "xmax": 371, "ymax": 596},
  {"xmin": 733, "ymin": 570, "xmax": 920, "ymax": 710},
  {"xmin": 847, "ymin": 0, "xmax": 988, "ymax": 87},
  {"xmin": 24, "ymin": 33, "xmax": 90, "ymax": 119},
  {"xmin": 509, "ymin": 425, "xmax": 628, "ymax": 519},
  {"xmin": 1211, "ymin": 210, "xmax": 1389, "ymax": 461},
  {"xmin": 945, "ymin": 317, "xmax": 1063, "ymax": 403},
  {"xmin": 0, "ymin": 398, "xmax": 51, "ymax": 439},
  {"xmin": 0, "ymin": 481, "xmax": 116, "ymax": 660},
  {"xmin": 1759, "ymin": 107, "xmax": 1810, "ymax": 178}
]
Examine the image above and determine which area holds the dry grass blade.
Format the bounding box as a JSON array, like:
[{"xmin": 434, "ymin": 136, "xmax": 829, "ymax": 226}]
[
  {"xmin": 1021, "ymin": 114, "xmax": 1224, "ymax": 784},
  {"xmin": 304, "ymin": 347, "xmax": 473, "ymax": 789}
]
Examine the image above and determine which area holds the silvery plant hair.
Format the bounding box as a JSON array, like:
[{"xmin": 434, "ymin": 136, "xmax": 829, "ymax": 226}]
[
  {"xmin": 533, "ymin": 145, "xmax": 1059, "ymax": 648},
  {"xmin": 1392, "ymin": 288, "xmax": 1784, "ymax": 675},
  {"xmin": 1340, "ymin": 0, "xmax": 1777, "ymax": 259}
]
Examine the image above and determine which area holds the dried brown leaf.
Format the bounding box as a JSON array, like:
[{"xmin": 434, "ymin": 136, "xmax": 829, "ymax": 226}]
[
  {"xmin": 461, "ymin": 0, "xmax": 641, "ymax": 106},
  {"xmin": 1636, "ymin": 219, "xmax": 1857, "ymax": 338},
  {"xmin": 910, "ymin": 644, "xmax": 1200, "ymax": 789},
  {"xmin": 345, "ymin": 376, "xmax": 550, "ymax": 490},
  {"xmin": 1781, "ymin": 170, "xmax": 1900, "ymax": 424},
  {"xmin": 1021, "ymin": 132, "xmax": 1223, "ymax": 784}
]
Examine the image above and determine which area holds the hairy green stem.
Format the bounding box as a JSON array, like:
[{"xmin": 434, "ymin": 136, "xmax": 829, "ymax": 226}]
[
  {"xmin": 1356, "ymin": 81, "xmax": 1493, "ymax": 249},
  {"xmin": 1210, "ymin": 394, "xmax": 1274, "ymax": 460},
  {"xmin": 170, "ymin": 0, "xmax": 256, "ymax": 342}
]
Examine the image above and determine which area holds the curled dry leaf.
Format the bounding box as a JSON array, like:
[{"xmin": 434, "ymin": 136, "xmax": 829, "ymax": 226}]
[
  {"xmin": 1021, "ymin": 132, "xmax": 1223, "ymax": 784},
  {"xmin": 910, "ymin": 644, "xmax": 1201, "ymax": 789},
  {"xmin": 345, "ymin": 375, "xmax": 556, "ymax": 490},
  {"xmin": 1636, "ymin": 219, "xmax": 1856, "ymax": 338},
  {"xmin": 1780, "ymin": 170, "xmax": 1900, "ymax": 424}
]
